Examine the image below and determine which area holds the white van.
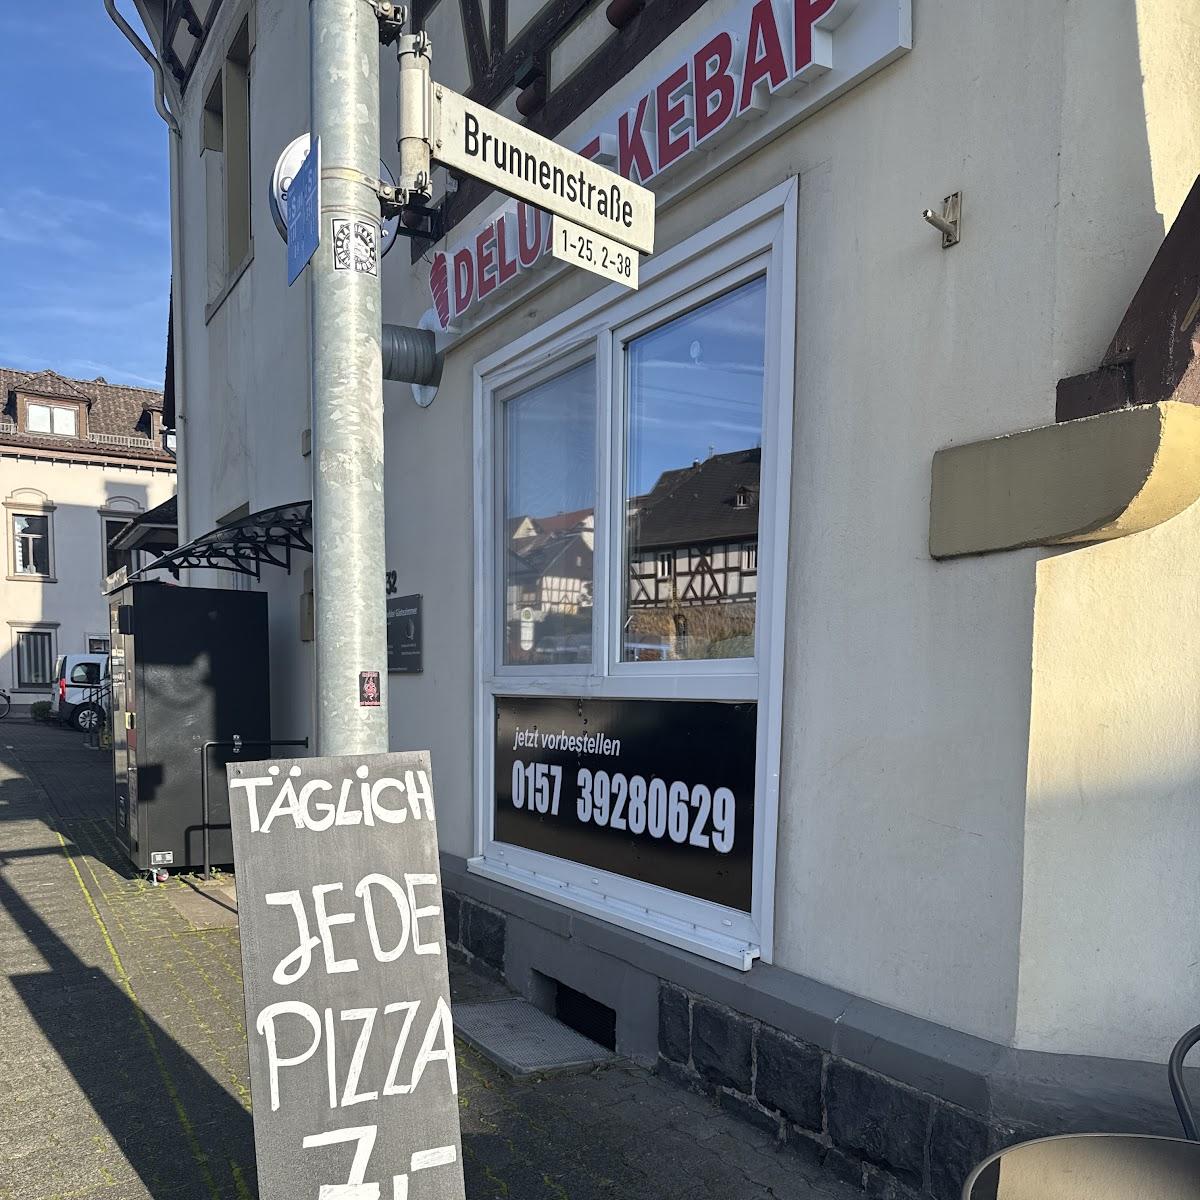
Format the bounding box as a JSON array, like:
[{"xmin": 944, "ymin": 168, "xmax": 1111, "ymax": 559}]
[{"xmin": 51, "ymin": 654, "xmax": 109, "ymax": 731}]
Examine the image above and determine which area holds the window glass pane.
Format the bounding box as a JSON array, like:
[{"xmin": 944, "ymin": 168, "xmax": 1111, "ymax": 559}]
[
  {"xmin": 52, "ymin": 407, "xmax": 77, "ymax": 436},
  {"xmin": 105, "ymin": 518, "xmax": 128, "ymax": 578},
  {"xmin": 26, "ymin": 404, "xmax": 51, "ymax": 433},
  {"xmin": 503, "ymin": 362, "xmax": 595, "ymax": 665},
  {"xmin": 17, "ymin": 632, "xmax": 53, "ymax": 687},
  {"xmin": 71, "ymin": 662, "xmax": 101, "ymax": 684},
  {"xmin": 13, "ymin": 514, "xmax": 50, "ymax": 575},
  {"xmin": 623, "ymin": 277, "xmax": 766, "ymax": 662}
]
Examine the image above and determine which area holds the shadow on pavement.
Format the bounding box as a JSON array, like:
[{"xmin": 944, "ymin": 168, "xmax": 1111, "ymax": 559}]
[
  {"xmin": 1, "ymin": 869, "xmax": 256, "ymax": 1198},
  {"xmin": 0, "ymin": 751, "xmax": 257, "ymax": 1199}
]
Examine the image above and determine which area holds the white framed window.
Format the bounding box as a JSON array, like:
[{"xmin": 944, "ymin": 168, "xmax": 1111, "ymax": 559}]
[
  {"xmin": 25, "ymin": 403, "xmax": 78, "ymax": 437},
  {"xmin": 10, "ymin": 511, "xmax": 53, "ymax": 579},
  {"xmin": 87, "ymin": 636, "xmax": 111, "ymax": 654},
  {"xmin": 472, "ymin": 181, "xmax": 797, "ymax": 969}
]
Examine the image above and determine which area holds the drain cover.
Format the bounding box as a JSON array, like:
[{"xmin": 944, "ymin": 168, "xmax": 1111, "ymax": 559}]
[{"xmin": 454, "ymin": 997, "xmax": 615, "ymax": 1078}]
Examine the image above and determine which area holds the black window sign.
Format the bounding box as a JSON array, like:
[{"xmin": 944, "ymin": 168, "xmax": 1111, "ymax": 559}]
[
  {"xmin": 494, "ymin": 696, "xmax": 756, "ymax": 911},
  {"xmin": 227, "ymin": 751, "xmax": 465, "ymax": 1200},
  {"xmin": 387, "ymin": 594, "xmax": 423, "ymax": 674}
]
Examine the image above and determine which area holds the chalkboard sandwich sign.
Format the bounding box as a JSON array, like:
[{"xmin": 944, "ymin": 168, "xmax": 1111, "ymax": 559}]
[{"xmin": 227, "ymin": 751, "xmax": 465, "ymax": 1200}]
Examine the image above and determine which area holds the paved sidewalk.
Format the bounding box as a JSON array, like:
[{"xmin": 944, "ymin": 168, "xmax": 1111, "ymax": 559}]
[{"xmin": 0, "ymin": 719, "xmax": 858, "ymax": 1200}]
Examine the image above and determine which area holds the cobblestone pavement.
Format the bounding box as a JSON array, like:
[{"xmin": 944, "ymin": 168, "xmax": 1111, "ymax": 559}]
[{"xmin": 0, "ymin": 719, "xmax": 859, "ymax": 1200}]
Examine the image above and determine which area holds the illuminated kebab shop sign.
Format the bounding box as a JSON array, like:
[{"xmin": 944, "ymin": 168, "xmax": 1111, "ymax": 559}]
[{"xmin": 428, "ymin": 0, "xmax": 912, "ymax": 331}]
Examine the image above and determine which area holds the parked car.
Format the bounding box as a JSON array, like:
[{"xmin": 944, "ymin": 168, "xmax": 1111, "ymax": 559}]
[{"xmin": 50, "ymin": 654, "xmax": 109, "ymax": 732}]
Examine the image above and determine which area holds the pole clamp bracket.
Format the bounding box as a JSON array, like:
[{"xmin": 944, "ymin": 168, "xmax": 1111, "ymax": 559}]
[
  {"xmin": 374, "ymin": 1, "xmax": 408, "ymax": 44},
  {"xmin": 377, "ymin": 183, "xmax": 444, "ymax": 241}
]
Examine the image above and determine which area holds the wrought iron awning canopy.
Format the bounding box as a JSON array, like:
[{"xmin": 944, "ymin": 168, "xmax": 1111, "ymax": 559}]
[{"xmin": 126, "ymin": 501, "xmax": 312, "ymax": 585}]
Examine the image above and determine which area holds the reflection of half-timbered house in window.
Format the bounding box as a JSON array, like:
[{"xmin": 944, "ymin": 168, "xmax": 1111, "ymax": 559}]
[
  {"xmin": 505, "ymin": 508, "xmax": 594, "ymax": 662},
  {"xmin": 627, "ymin": 448, "xmax": 759, "ymax": 660}
]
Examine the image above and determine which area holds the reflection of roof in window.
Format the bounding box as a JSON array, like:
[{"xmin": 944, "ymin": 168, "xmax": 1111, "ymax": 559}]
[
  {"xmin": 506, "ymin": 507, "xmax": 594, "ymax": 538},
  {"xmin": 632, "ymin": 447, "xmax": 760, "ymax": 549},
  {"xmin": 507, "ymin": 531, "xmax": 593, "ymax": 581}
]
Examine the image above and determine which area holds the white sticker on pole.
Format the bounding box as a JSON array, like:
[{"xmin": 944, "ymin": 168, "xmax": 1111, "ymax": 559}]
[
  {"xmin": 332, "ymin": 219, "xmax": 380, "ymax": 276},
  {"xmin": 432, "ymin": 86, "xmax": 654, "ymax": 255},
  {"xmin": 549, "ymin": 215, "xmax": 639, "ymax": 290}
]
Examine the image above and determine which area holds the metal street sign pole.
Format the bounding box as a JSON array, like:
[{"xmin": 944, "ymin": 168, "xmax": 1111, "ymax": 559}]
[{"xmin": 309, "ymin": 0, "xmax": 388, "ymax": 756}]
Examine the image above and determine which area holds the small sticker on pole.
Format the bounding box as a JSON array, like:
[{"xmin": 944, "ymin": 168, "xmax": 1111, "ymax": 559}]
[
  {"xmin": 332, "ymin": 219, "xmax": 380, "ymax": 276},
  {"xmin": 359, "ymin": 670, "xmax": 381, "ymax": 706}
]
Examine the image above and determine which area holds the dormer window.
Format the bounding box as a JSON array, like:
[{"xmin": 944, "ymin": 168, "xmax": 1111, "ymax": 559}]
[
  {"xmin": 26, "ymin": 403, "xmax": 77, "ymax": 437},
  {"xmin": 734, "ymin": 485, "xmax": 753, "ymax": 509}
]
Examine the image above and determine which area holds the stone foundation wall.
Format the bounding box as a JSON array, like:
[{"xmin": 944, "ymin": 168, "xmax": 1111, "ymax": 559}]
[
  {"xmin": 443, "ymin": 889, "xmax": 508, "ymax": 976},
  {"xmin": 440, "ymin": 885, "xmax": 1032, "ymax": 1200},
  {"xmin": 656, "ymin": 983, "xmax": 1022, "ymax": 1200}
]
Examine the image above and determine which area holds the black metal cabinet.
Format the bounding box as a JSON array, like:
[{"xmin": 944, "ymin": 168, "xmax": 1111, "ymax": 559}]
[{"xmin": 110, "ymin": 582, "xmax": 270, "ymax": 872}]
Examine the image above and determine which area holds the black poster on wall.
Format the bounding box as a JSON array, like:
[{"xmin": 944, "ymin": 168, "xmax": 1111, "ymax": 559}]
[
  {"xmin": 387, "ymin": 594, "xmax": 423, "ymax": 673},
  {"xmin": 494, "ymin": 696, "xmax": 756, "ymax": 912}
]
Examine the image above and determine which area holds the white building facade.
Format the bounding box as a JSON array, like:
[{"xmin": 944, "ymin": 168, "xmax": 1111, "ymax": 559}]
[
  {"xmin": 0, "ymin": 368, "xmax": 176, "ymax": 709},
  {"xmin": 132, "ymin": 1, "xmax": 1200, "ymax": 1193}
]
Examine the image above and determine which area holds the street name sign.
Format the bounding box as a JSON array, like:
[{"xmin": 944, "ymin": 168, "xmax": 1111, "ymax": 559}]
[
  {"xmin": 287, "ymin": 137, "xmax": 321, "ymax": 286},
  {"xmin": 431, "ymin": 87, "xmax": 654, "ymax": 258},
  {"xmin": 550, "ymin": 214, "xmax": 640, "ymax": 289},
  {"xmin": 227, "ymin": 750, "xmax": 464, "ymax": 1200}
]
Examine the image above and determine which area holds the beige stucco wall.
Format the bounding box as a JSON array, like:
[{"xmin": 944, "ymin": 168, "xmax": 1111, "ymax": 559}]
[
  {"xmin": 0, "ymin": 455, "xmax": 175, "ymax": 696},
  {"xmin": 167, "ymin": 0, "xmax": 1200, "ymax": 1058},
  {"xmin": 1010, "ymin": 0, "xmax": 1200, "ymax": 1064},
  {"xmin": 1019, "ymin": 498, "xmax": 1200, "ymax": 1063}
]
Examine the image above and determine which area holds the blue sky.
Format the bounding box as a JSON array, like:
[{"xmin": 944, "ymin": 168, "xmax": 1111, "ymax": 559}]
[{"xmin": 0, "ymin": 4, "xmax": 170, "ymax": 389}]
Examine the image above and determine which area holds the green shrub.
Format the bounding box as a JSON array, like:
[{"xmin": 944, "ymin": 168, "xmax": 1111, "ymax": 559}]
[{"xmin": 29, "ymin": 701, "xmax": 51, "ymax": 721}]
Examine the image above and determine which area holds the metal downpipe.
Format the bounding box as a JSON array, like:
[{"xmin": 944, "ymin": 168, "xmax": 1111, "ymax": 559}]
[{"xmin": 103, "ymin": 0, "xmax": 180, "ymax": 137}]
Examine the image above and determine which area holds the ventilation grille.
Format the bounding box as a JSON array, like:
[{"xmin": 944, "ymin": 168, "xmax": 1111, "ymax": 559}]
[{"xmin": 555, "ymin": 981, "xmax": 616, "ymax": 1051}]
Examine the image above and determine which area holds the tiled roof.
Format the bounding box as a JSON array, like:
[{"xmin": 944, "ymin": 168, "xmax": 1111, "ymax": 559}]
[
  {"xmin": 124, "ymin": 494, "xmax": 178, "ymax": 529},
  {"xmin": 16, "ymin": 370, "xmax": 93, "ymax": 403},
  {"xmin": 0, "ymin": 366, "xmax": 175, "ymax": 464},
  {"xmin": 632, "ymin": 448, "xmax": 761, "ymax": 549}
]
